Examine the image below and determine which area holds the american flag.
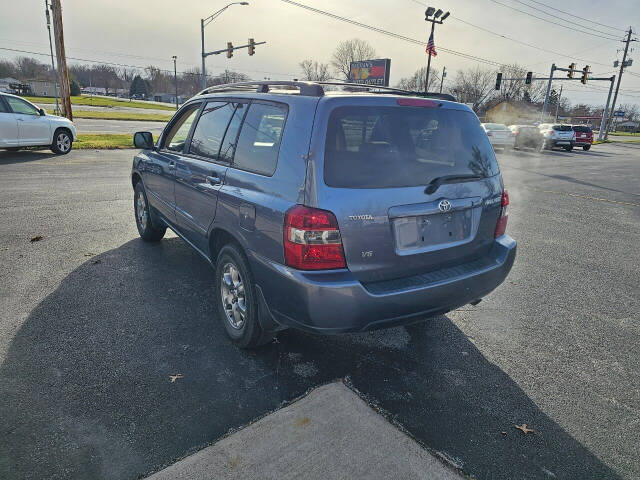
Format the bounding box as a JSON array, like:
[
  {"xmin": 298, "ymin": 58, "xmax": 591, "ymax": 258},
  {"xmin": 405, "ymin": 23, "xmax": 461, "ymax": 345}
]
[{"xmin": 426, "ymin": 31, "xmax": 437, "ymax": 57}]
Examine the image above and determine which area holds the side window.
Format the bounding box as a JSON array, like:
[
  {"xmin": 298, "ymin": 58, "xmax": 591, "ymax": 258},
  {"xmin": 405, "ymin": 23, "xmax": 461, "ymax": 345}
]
[
  {"xmin": 233, "ymin": 103, "xmax": 287, "ymax": 176},
  {"xmin": 189, "ymin": 101, "xmax": 239, "ymax": 160},
  {"xmin": 5, "ymin": 97, "xmax": 39, "ymax": 115},
  {"xmin": 162, "ymin": 103, "xmax": 200, "ymax": 152}
]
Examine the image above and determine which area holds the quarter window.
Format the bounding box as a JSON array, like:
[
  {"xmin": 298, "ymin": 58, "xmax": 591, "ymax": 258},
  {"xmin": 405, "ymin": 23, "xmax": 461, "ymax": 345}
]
[
  {"xmin": 233, "ymin": 103, "xmax": 286, "ymax": 176},
  {"xmin": 0, "ymin": 98, "xmax": 8, "ymax": 113},
  {"xmin": 189, "ymin": 101, "xmax": 240, "ymax": 161},
  {"xmin": 6, "ymin": 97, "xmax": 39, "ymax": 115},
  {"xmin": 162, "ymin": 103, "xmax": 200, "ymax": 152}
]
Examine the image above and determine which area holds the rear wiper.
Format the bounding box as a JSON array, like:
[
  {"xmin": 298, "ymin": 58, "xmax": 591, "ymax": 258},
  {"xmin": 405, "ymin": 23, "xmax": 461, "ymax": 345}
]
[{"xmin": 424, "ymin": 174, "xmax": 484, "ymax": 194}]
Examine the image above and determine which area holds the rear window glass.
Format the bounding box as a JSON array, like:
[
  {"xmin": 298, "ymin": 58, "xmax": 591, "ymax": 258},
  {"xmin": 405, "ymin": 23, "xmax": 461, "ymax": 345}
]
[
  {"xmin": 232, "ymin": 103, "xmax": 286, "ymax": 176},
  {"xmin": 552, "ymin": 125, "xmax": 573, "ymax": 131},
  {"xmin": 324, "ymin": 106, "xmax": 499, "ymax": 189},
  {"xmin": 572, "ymin": 125, "xmax": 592, "ymax": 133}
]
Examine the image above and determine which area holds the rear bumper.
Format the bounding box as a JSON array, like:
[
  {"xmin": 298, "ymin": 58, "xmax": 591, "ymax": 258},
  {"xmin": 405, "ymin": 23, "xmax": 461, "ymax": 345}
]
[
  {"xmin": 248, "ymin": 235, "xmax": 516, "ymax": 334},
  {"xmin": 574, "ymin": 140, "xmax": 593, "ymax": 146},
  {"xmin": 546, "ymin": 139, "xmax": 574, "ymax": 148}
]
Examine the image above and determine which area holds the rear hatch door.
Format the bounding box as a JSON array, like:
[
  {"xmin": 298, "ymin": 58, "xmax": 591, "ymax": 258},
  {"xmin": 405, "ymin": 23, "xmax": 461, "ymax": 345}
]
[
  {"xmin": 312, "ymin": 97, "xmax": 504, "ymax": 283},
  {"xmin": 553, "ymin": 125, "xmax": 574, "ymax": 142}
]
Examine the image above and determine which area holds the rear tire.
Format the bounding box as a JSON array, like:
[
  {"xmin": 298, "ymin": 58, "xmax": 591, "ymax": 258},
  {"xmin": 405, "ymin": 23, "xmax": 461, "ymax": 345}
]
[
  {"xmin": 134, "ymin": 182, "xmax": 166, "ymax": 242},
  {"xmin": 583, "ymin": 145, "xmax": 591, "ymax": 151},
  {"xmin": 215, "ymin": 244, "xmax": 273, "ymax": 349},
  {"xmin": 50, "ymin": 128, "xmax": 72, "ymax": 155}
]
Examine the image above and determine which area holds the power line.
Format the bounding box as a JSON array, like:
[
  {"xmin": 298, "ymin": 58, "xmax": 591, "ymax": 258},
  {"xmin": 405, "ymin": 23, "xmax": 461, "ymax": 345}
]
[
  {"xmin": 0, "ymin": 46, "xmax": 297, "ymax": 78},
  {"xmin": 485, "ymin": 0, "xmax": 620, "ymax": 41},
  {"xmin": 280, "ymin": 0, "xmax": 526, "ymax": 69},
  {"xmin": 517, "ymin": 0, "xmax": 627, "ymax": 32},
  {"xmin": 508, "ymin": 0, "xmax": 626, "ymax": 38}
]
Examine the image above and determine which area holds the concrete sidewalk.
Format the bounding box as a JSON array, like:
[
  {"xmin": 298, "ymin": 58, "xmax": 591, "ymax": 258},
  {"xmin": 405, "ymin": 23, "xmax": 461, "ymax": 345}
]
[{"xmin": 146, "ymin": 381, "xmax": 463, "ymax": 480}]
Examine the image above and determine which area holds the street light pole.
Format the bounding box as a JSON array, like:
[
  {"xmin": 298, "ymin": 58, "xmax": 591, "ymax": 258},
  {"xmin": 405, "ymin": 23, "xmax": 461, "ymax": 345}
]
[
  {"xmin": 201, "ymin": 2, "xmax": 249, "ymax": 90},
  {"xmin": 423, "ymin": 7, "xmax": 449, "ymax": 94},
  {"xmin": 172, "ymin": 55, "xmax": 178, "ymax": 110},
  {"xmin": 439, "ymin": 65, "xmax": 446, "ymax": 93}
]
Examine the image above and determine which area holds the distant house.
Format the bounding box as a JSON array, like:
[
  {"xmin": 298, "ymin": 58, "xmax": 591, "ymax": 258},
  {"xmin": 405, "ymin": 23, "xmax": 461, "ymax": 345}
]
[
  {"xmin": 615, "ymin": 120, "xmax": 640, "ymax": 133},
  {"xmin": 26, "ymin": 80, "xmax": 56, "ymax": 97},
  {"xmin": 152, "ymin": 92, "xmax": 184, "ymax": 104},
  {"xmin": 484, "ymin": 100, "xmax": 541, "ymax": 125}
]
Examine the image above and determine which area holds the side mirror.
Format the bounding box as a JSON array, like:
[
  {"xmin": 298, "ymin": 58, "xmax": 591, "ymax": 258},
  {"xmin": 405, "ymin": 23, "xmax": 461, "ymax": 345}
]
[
  {"xmin": 39, "ymin": 108, "xmax": 46, "ymax": 116},
  {"xmin": 134, "ymin": 131, "xmax": 154, "ymax": 150}
]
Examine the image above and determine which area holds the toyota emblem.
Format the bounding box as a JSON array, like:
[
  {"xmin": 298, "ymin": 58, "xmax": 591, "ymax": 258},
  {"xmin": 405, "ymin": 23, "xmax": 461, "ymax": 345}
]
[{"xmin": 438, "ymin": 200, "xmax": 452, "ymax": 212}]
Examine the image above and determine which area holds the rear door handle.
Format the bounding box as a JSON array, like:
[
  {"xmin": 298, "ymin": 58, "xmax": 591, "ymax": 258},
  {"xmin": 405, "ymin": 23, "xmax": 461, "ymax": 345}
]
[
  {"xmin": 206, "ymin": 175, "xmax": 222, "ymax": 186},
  {"xmin": 168, "ymin": 161, "xmax": 176, "ymax": 170}
]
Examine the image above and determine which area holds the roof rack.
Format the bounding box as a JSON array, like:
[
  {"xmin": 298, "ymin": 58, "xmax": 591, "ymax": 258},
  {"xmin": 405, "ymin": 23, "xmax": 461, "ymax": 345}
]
[{"xmin": 196, "ymin": 80, "xmax": 457, "ymax": 102}]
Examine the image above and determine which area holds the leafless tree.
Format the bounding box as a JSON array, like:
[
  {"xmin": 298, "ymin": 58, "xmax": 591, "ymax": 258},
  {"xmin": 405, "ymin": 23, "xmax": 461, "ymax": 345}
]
[
  {"xmin": 0, "ymin": 59, "xmax": 17, "ymax": 79},
  {"xmin": 13, "ymin": 57, "xmax": 51, "ymax": 81},
  {"xmin": 396, "ymin": 67, "xmax": 440, "ymax": 92},
  {"xmin": 331, "ymin": 39, "xmax": 377, "ymax": 80},
  {"xmin": 299, "ymin": 60, "xmax": 331, "ymax": 81},
  {"xmin": 450, "ymin": 66, "xmax": 496, "ymax": 112},
  {"xmin": 213, "ymin": 69, "xmax": 249, "ymax": 85}
]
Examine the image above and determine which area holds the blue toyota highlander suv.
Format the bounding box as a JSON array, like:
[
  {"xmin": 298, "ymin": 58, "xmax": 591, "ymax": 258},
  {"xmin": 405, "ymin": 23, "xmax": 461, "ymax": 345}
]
[{"xmin": 131, "ymin": 81, "xmax": 516, "ymax": 348}]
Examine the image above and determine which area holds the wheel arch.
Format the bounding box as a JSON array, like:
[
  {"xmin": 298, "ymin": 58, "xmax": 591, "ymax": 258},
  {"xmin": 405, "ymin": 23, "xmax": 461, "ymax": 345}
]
[
  {"xmin": 52, "ymin": 126, "xmax": 72, "ymax": 144},
  {"xmin": 209, "ymin": 227, "xmax": 246, "ymax": 262}
]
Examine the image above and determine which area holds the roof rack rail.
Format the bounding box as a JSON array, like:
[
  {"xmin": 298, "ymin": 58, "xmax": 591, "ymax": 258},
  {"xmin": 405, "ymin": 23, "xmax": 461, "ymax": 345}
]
[
  {"xmin": 197, "ymin": 81, "xmax": 324, "ymax": 97},
  {"xmin": 196, "ymin": 80, "xmax": 457, "ymax": 102}
]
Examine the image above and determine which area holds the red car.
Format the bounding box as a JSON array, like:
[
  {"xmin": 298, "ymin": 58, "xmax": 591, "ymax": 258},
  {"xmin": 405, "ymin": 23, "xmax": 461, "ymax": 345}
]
[{"xmin": 572, "ymin": 125, "xmax": 593, "ymax": 151}]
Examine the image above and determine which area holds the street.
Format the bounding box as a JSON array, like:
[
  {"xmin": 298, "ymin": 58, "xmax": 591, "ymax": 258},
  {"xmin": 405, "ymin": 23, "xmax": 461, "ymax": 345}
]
[
  {"xmin": 73, "ymin": 117, "xmax": 166, "ymax": 134},
  {"xmin": 0, "ymin": 144, "xmax": 638, "ymax": 479}
]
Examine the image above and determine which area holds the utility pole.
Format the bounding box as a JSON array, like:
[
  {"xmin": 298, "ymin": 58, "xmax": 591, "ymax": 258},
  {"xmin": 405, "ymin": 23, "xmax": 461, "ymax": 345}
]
[
  {"xmin": 50, "ymin": 0, "xmax": 72, "ymax": 120},
  {"xmin": 172, "ymin": 55, "xmax": 178, "ymax": 110},
  {"xmin": 439, "ymin": 65, "xmax": 446, "ymax": 93},
  {"xmin": 555, "ymin": 84, "xmax": 563, "ymax": 122},
  {"xmin": 423, "ymin": 6, "xmax": 449, "ymax": 94},
  {"xmin": 605, "ymin": 27, "xmax": 635, "ymax": 139},
  {"xmin": 44, "ymin": 0, "xmax": 59, "ymax": 115}
]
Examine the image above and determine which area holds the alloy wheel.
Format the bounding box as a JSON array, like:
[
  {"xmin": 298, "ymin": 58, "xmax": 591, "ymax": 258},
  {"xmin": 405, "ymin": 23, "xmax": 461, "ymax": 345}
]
[
  {"xmin": 220, "ymin": 262, "xmax": 247, "ymax": 330},
  {"xmin": 136, "ymin": 191, "xmax": 148, "ymax": 230},
  {"xmin": 57, "ymin": 133, "xmax": 71, "ymax": 153}
]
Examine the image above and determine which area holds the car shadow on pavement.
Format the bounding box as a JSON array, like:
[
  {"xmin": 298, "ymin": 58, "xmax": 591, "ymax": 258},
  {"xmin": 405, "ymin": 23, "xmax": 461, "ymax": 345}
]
[
  {"xmin": 0, "ymin": 238, "xmax": 622, "ymax": 480},
  {"xmin": 0, "ymin": 150, "xmax": 55, "ymax": 165}
]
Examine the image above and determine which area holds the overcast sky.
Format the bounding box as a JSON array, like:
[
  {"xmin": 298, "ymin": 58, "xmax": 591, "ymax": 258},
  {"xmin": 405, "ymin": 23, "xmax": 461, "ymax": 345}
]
[{"xmin": 2, "ymin": 0, "xmax": 640, "ymax": 107}]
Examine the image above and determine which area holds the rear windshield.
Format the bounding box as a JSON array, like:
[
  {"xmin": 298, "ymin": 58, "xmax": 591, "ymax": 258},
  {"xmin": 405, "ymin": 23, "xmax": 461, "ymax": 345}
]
[
  {"xmin": 324, "ymin": 106, "xmax": 499, "ymax": 189},
  {"xmin": 572, "ymin": 125, "xmax": 592, "ymax": 133},
  {"xmin": 552, "ymin": 125, "xmax": 573, "ymax": 131}
]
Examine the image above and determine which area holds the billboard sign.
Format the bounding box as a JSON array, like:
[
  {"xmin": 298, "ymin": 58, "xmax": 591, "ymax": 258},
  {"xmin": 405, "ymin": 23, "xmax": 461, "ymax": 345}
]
[
  {"xmin": 614, "ymin": 110, "xmax": 626, "ymax": 117},
  {"xmin": 348, "ymin": 59, "xmax": 391, "ymax": 86}
]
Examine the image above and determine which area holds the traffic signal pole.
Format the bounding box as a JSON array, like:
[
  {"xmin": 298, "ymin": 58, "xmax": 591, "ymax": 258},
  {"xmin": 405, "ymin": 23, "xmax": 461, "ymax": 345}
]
[{"xmin": 540, "ymin": 63, "xmax": 556, "ymax": 121}]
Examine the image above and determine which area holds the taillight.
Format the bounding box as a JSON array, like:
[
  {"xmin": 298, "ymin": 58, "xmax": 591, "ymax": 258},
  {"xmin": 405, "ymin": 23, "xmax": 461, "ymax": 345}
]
[
  {"xmin": 284, "ymin": 205, "xmax": 346, "ymax": 270},
  {"xmin": 547, "ymin": 130, "xmax": 554, "ymax": 135},
  {"xmin": 486, "ymin": 131, "xmax": 493, "ymax": 136},
  {"xmin": 494, "ymin": 189, "xmax": 509, "ymax": 238}
]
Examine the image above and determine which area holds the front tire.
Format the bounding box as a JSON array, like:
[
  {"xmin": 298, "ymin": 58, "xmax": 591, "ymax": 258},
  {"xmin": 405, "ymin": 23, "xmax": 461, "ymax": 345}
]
[
  {"xmin": 583, "ymin": 145, "xmax": 591, "ymax": 151},
  {"xmin": 134, "ymin": 182, "xmax": 166, "ymax": 242},
  {"xmin": 564, "ymin": 145, "xmax": 573, "ymax": 152},
  {"xmin": 215, "ymin": 244, "xmax": 273, "ymax": 349},
  {"xmin": 51, "ymin": 128, "xmax": 72, "ymax": 155}
]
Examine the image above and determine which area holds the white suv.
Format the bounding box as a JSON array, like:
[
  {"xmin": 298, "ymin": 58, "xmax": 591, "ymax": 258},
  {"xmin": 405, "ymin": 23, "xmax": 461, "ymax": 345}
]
[
  {"xmin": 0, "ymin": 93, "xmax": 77, "ymax": 154},
  {"xmin": 538, "ymin": 123, "xmax": 575, "ymax": 151}
]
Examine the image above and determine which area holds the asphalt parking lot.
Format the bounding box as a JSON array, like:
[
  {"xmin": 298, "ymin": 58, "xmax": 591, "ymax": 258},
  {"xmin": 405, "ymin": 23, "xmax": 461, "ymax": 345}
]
[{"xmin": 0, "ymin": 143, "xmax": 638, "ymax": 480}]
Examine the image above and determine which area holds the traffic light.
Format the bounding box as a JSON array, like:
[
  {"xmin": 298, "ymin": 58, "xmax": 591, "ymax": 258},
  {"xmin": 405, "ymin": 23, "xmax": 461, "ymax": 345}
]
[
  {"xmin": 567, "ymin": 63, "xmax": 576, "ymax": 79},
  {"xmin": 226, "ymin": 42, "xmax": 233, "ymax": 59},
  {"xmin": 248, "ymin": 38, "xmax": 255, "ymax": 56},
  {"xmin": 495, "ymin": 72, "xmax": 502, "ymax": 90},
  {"xmin": 525, "ymin": 71, "xmax": 532, "ymax": 85},
  {"xmin": 581, "ymin": 65, "xmax": 590, "ymax": 84}
]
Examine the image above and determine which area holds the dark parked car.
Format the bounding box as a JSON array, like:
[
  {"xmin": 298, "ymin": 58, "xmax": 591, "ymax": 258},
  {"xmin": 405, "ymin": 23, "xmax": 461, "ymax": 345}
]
[
  {"xmin": 572, "ymin": 125, "xmax": 593, "ymax": 150},
  {"xmin": 509, "ymin": 124, "xmax": 543, "ymax": 149},
  {"xmin": 131, "ymin": 82, "xmax": 516, "ymax": 348}
]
